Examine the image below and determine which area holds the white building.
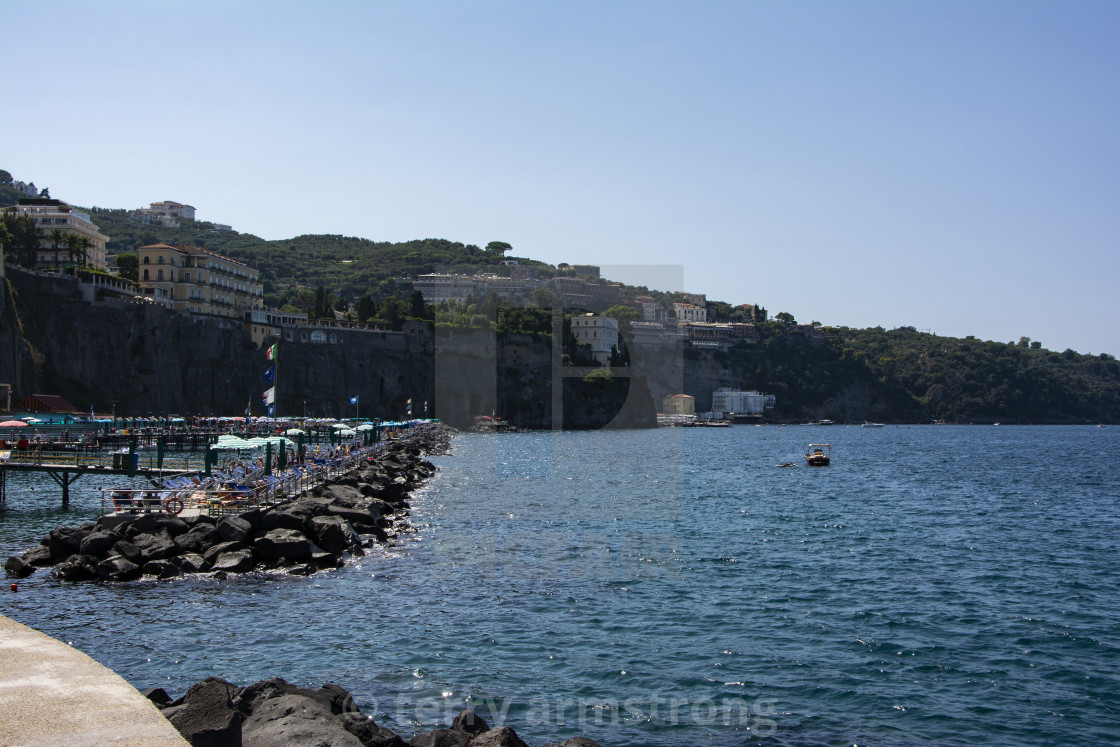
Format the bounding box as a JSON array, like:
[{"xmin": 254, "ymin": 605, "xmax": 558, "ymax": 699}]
[
  {"xmin": 711, "ymin": 388, "xmax": 776, "ymax": 418},
  {"xmin": 414, "ymin": 274, "xmax": 477, "ymax": 305},
  {"xmin": 571, "ymin": 313, "xmax": 619, "ymax": 366},
  {"xmin": 0, "ymin": 198, "xmax": 110, "ymax": 270},
  {"xmin": 674, "ymin": 302, "xmax": 707, "ymax": 324}
]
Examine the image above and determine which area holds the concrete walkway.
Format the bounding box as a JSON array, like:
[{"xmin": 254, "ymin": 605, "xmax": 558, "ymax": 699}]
[{"xmin": 0, "ymin": 614, "xmax": 188, "ymax": 746}]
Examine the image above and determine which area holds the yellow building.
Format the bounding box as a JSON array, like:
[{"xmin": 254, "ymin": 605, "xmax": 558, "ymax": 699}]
[
  {"xmin": 662, "ymin": 393, "xmax": 696, "ymax": 416},
  {"xmin": 0, "ymin": 198, "xmax": 110, "ymax": 270},
  {"xmin": 138, "ymin": 243, "xmax": 264, "ymax": 318}
]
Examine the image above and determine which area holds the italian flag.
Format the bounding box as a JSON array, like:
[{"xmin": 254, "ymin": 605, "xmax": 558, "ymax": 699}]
[{"xmin": 266, "ymin": 344, "xmax": 277, "ymax": 360}]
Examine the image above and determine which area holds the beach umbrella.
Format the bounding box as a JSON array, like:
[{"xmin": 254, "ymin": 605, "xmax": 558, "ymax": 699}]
[
  {"xmin": 355, "ymin": 423, "xmax": 374, "ymax": 431},
  {"xmin": 336, "ymin": 428, "xmax": 357, "ymax": 437},
  {"xmin": 331, "ymin": 423, "xmax": 350, "ymax": 429},
  {"xmin": 0, "ymin": 420, "xmax": 28, "ymax": 427},
  {"xmin": 285, "ymin": 428, "xmax": 305, "ymax": 436}
]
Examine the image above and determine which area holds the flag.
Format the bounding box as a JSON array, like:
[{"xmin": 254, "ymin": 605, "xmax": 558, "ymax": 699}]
[
  {"xmin": 405, "ymin": 397, "xmax": 412, "ymax": 415},
  {"xmin": 423, "ymin": 400, "xmax": 428, "ymax": 415},
  {"xmin": 267, "ymin": 405, "xmax": 274, "ymax": 417},
  {"xmin": 245, "ymin": 400, "xmax": 252, "ymax": 417},
  {"xmin": 349, "ymin": 396, "xmax": 359, "ymax": 405},
  {"xmin": 266, "ymin": 344, "xmax": 277, "ymax": 361},
  {"xmin": 263, "ymin": 387, "xmax": 276, "ymax": 405},
  {"xmin": 263, "ymin": 366, "xmax": 275, "ymax": 383}
]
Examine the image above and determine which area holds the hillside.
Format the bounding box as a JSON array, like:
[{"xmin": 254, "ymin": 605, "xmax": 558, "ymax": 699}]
[{"xmin": 3, "ymin": 172, "xmax": 1119, "ymax": 423}]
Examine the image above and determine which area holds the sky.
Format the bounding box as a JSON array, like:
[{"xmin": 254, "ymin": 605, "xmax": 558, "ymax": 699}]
[{"xmin": 4, "ymin": 0, "xmax": 1118, "ymax": 355}]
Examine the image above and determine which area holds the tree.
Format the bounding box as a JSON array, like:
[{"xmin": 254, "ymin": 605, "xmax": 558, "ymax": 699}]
[
  {"xmin": 39, "ymin": 187, "xmax": 50, "ymax": 198},
  {"xmin": 529, "ymin": 286, "xmax": 558, "ymax": 309},
  {"xmin": 409, "ymin": 289, "xmax": 429, "ymax": 319},
  {"xmin": 116, "ymin": 253, "xmax": 139, "ymax": 282},
  {"xmin": 485, "ymin": 241, "xmax": 512, "ymax": 255},
  {"xmin": 313, "ymin": 286, "xmax": 328, "ymax": 318},
  {"xmin": 775, "ymin": 311, "xmax": 796, "ymax": 327},
  {"xmin": 356, "ymin": 294, "xmax": 377, "ymax": 322},
  {"xmin": 0, "ymin": 212, "xmax": 42, "ymax": 267},
  {"xmin": 0, "ymin": 170, "xmax": 12, "ymax": 185},
  {"xmin": 48, "ymin": 228, "xmax": 66, "ymax": 266}
]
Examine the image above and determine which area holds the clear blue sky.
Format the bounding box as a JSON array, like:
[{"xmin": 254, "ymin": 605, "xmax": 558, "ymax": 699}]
[{"xmin": 6, "ymin": 0, "xmax": 1118, "ymax": 355}]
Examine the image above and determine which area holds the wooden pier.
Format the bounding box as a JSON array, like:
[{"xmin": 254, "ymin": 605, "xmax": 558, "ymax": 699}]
[{"xmin": 0, "ymin": 454, "xmax": 203, "ymax": 508}]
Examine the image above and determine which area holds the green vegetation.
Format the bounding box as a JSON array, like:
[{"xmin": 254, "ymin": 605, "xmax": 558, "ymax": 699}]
[{"xmin": 720, "ymin": 321, "xmax": 1120, "ymax": 423}]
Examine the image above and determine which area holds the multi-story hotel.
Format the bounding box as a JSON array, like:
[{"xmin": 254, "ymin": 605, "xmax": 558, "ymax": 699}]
[
  {"xmin": 138, "ymin": 243, "xmax": 264, "ymax": 318},
  {"xmin": 571, "ymin": 313, "xmax": 620, "ymax": 366},
  {"xmin": 0, "ymin": 198, "xmax": 110, "ymax": 269}
]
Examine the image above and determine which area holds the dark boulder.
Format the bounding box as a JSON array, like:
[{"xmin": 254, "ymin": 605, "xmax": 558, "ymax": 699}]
[
  {"xmin": 326, "ymin": 505, "xmax": 378, "ymax": 528},
  {"xmin": 203, "ymin": 541, "xmax": 247, "ymax": 564},
  {"xmin": 20, "ymin": 545, "xmax": 54, "ymax": 567},
  {"xmin": 143, "ymin": 687, "xmax": 172, "ymax": 707},
  {"xmin": 52, "ymin": 554, "xmax": 100, "ymax": 582},
  {"xmin": 260, "ymin": 505, "xmax": 314, "ymax": 533},
  {"xmin": 175, "ymin": 524, "xmax": 222, "ymax": 554},
  {"xmin": 466, "ymin": 727, "xmax": 530, "ymax": 747},
  {"xmin": 129, "ymin": 513, "xmax": 190, "ymax": 537},
  {"xmin": 79, "ymin": 530, "xmax": 121, "ymax": 558},
  {"xmin": 132, "ymin": 530, "xmax": 178, "ymax": 561},
  {"xmin": 97, "ymin": 555, "xmax": 143, "ymax": 581},
  {"xmin": 49, "ymin": 525, "xmax": 89, "ymax": 557},
  {"xmin": 409, "ymin": 729, "xmax": 472, "ymax": 747},
  {"xmin": 216, "ymin": 516, "xmax": 253, "ymax": 543},
  {"xmin": 254, "ymin": 529, "xmax": 313, "ymax": 561},
  {"xmin": 174, "ymin": 553, "xmax": 212, "ymax": 574},
  {"xmin": 4, "ymin": 555, "xmax": 35, "ymax": 578},
  {"xmin": 140, "ymin": 559, "xmax": 182, "ymax": 579},
  {"xmin": 309, "ymin": 515, "xmax": 358, "ymax": 554},
  {"xmin": 542, "ymin": 738, "xmax": 604, "ymax": 747},
  {"xmin": 112, "ymin": 540, "xmax": 144, "ymax": 566},
  {"xmin": 310, "ymin": 552, "xmax": 344, "ymax": 570},
  {"xmin": 452, "ymin": 709, "xmax": 489, "ymax": 735},
  {"xmin": 240, "ymin": 693, "xmax": 363, "ymax": 747},
  {"xmin": 166, "ymin": 676, "xmax": 243, "ymax": 747},
  {"xmin": 210, "ymin": 550, "xmax": 257, "ymax": 574}
]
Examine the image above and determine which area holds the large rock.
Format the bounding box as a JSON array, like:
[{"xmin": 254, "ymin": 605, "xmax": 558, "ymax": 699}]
[
  {"xmin": 542, "ymin": 738, "xmax": 604, "ymax": 747},
  {"xmin": 175, "ymin": 524, "xmax": 222, "ymax": 554},
  {"xmin": 216, "ymin": 516, "xmax": 253, "ymax": 543},
  {"xmin": 210, "ymin": 550, "xmax": 257, "ymax": 574},
  {"xmin": 79, "ymin": 530, "xmax": 122, "ymax": 558},
  {"xmin": 409, "ymin": 729, "xmax": 472, "ymax": 747},
  {"xmin": 203, "ymin": 541, "xmax": 247, "ymax": 564},
  {"xmin": 166, "ymin": 676, "xmax": 243, "ymax": 747},
  {"xmin": 128, "ymin": 513, "xmax": 190, "ymax": 537},
  {"xmin": 48, "ymin": 525, "xmax": 89, "ymax": 558},
  {"xmin": 97, "ymin": 555, "xmax": 143, "ymax": 581},
  {"xmin": 260, "ymin": 505, "xmax": 314, "ymax": 533},
  {"xmin": 466, "ymin": 727, "xmax": 530, "ymax": 747},
  {"xmin": 52, "ymin": 554, "xmax": 100, "ymax": 582},
  {"xmin": 309, "ymin": 515, "xmax": 358, "ymax": 554},
  {"xmin": 4, "ymin": 555, "xmax": 35, "ymax": 578},
  {"xmin": 112, "ymin": 540, "xmax": 144, "ymax": 565},
  {"xmin": 326, "ymin": 505, "xmax": 379, "ymax": 528},
  {"xmin": 240, "ymin": 693, "xmax": 363, "ymax": 747},
  {"xmin": 254, "ymin": 529, "xmax": 313, "ymax": 561},
  {"xmin": 451, "ymin": 709, "xmax": 489, "ymax": 735},
  {"xmin": 20, "ymin": 545, "xmax": 54, "ymax": 567},
  {"xmin": 174, "ymin": 553, "xmax": 212, "ymax": 574},
  {"xmin": 141, "ymin": 559, "xmax": 182, "ymax": 579},
  {"xmin": 132, "ymin": 530, "xmax": 178, "ymax": 561}
]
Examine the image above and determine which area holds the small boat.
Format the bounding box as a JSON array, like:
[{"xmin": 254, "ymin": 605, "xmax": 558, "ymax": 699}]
[
  {"xmin": 805, "ymin": 443, "xmax": 831, "ymax": 467},
  {"xmin": 862, "ymin": 422, "xmax": 884, "ymax": 428}
]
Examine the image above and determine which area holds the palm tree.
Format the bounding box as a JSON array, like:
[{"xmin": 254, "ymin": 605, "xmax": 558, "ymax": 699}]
[
  {"xmin": 67, "ymin": 235, "xmax": 92, "ymax": 267},
  {"xmin": 48, "ymin": 228, "xmax": 66, "ymax": 267}
]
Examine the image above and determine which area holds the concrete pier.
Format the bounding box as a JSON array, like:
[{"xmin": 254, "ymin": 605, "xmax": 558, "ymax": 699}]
[{"xmin": 0, "ymin": 615, "xmax": 187, "ymax": 746}]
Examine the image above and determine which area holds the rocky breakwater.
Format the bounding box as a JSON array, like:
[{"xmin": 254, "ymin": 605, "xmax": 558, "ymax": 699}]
[
  {"xmin": 148, "ymin": 676, "xmax": 603, "ymax": 747},
  {"xmin": 4, "ymin": 429, "xmax": 451, "ymax": 582}
]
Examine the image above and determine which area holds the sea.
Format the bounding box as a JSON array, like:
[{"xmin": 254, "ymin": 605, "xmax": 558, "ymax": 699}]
[{"xmin": 2, "ymin": 425, "xmax": 1119, "ymax": 747}]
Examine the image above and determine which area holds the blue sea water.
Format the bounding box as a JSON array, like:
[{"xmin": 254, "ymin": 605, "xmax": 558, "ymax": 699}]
[{"xmin": 2, "ymin": 426, "xmax": 1120, "ymax": 746}]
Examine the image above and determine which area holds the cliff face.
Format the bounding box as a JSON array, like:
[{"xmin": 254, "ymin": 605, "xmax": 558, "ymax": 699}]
[{"xmin": 3, "ymin": 268, "xmax": 263, "ymax": 414}]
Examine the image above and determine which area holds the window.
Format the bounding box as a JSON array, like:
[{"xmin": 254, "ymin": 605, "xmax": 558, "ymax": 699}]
[
  {"xmin": 143, "ymin": 269, "xmax": 149, "ymax": 280},
  {"xmin": 157, "ymin": 256, "xmax": 164, "ymax": 264},
  {"xmin": 157, "ymin": 269, "xmax": 164, "ymax": 281},
  {"xmin": 184, "ymin": 272, "xmax": 190, "ymax": 281},
  {"xmin": 143, "ymin": 256, "xmax": 150, "ymax": 264}
]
